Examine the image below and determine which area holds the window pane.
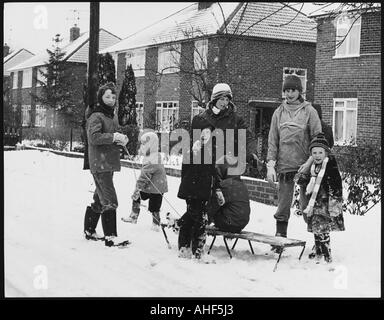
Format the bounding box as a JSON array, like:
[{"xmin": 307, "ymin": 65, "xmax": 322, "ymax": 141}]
[
  {"xmin": 13, "ymin": 73, "xmax": 18, "ymax": 88},
  {"xmin": 348, "ymin": 24, "xmax": 360, "ymax": 55},
  {"xmin": 346, "ymin": 110, "xmax": 357, "ymax": 144},
  {"xmin": 346, "ymin": 100, "xmax": 357, "ymax": 109},
  {"xmin": 334, "ymin": 110, "xmax": 344, "ymax": 142},
  {"xmin": 335, "ymin": 101, "xmax": 344, "ymax": 109}
]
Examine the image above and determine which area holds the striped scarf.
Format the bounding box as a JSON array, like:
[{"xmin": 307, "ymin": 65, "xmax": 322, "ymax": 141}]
[{"xmin": 303, "ymin": 157, "xmax": 329, "ymax": 216}]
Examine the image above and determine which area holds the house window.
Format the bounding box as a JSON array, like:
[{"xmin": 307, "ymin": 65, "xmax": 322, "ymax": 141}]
[
  {"xmin": 35, "ymin": 105, "xmax": 47, "ymax": 127},
  {"xmin": 158, "ymin": 44, "xmax": 180, "ymax": 74},
  {"xmin": 21, "ymin": 105, "xmax": 31, "ymax": 127},
  {"xmin": 194, "ymin": 39, "xmax": 208, "ymax": 71},
  {"xmin": 155, "ymin": 101, "xmax": 179, "ymax": 132},
  {"xmin": 136, "ymin": 102, "xmax": 144, "ymax": 130},
  {"xmin": 335, "ymin": 15, "xmax": 361, "ymax": 58},
  {"xmin": 12, "ymin": 72, "xmax": 18, "ymax": 89},
  {"xmin": 126, "ymin": 49, "xmax": 146, "ymax": 77},
  {"xmin": 282, "ymin": 67, "xmax": 307, "ymax": 99},
  {"xmin": 191, "ymin": 101, "xmax": 204, "ymax": 120},
  {"xmin": 36, "ymin": 67, "xmax": 47, "ymax": 86},
  {"xmin": 333, "ymin": 98, "xmax": 358, "ymax": 145},
  {"xmin": 22, "ymin": 68, "xmax": 32, "ymax": 88}
]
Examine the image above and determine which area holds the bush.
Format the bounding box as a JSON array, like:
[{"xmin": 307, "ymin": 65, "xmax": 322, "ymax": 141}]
[{"xmin": 335, "ymin": 142, "xmax": 381, "ymax": 215}]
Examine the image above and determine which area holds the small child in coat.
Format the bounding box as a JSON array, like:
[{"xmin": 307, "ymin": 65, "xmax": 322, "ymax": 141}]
[
  {"xmin": 121, "ymin": 132, "xmax": 168, "ymax": 231},
  {"xmin": 303, "ymin": 133, "xmax": 345, "ymax": 263}
]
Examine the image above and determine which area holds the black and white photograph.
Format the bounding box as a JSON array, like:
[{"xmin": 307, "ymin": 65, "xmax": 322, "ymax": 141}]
[{"xmin": 3, "ymin": 2, "xmax": 381, "ymax": 302}]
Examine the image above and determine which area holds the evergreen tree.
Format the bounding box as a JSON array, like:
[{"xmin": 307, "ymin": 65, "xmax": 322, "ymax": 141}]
[
  {"xmin": 98, "ymin": 52, "xmax": 116, "ymax": 86},
  {"xmin": 118, "ymin": 64, "xmax": 139, "ymax": 156}
]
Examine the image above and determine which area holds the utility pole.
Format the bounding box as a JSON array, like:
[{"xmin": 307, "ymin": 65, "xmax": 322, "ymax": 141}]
[{"xmin": 88, "ymin": 2, "xmax": 99, "ymax": 108}]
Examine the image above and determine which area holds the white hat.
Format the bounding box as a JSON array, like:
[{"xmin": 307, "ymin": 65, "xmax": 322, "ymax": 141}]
[{"xmin": 211, "ymin": 83, "xmax": 232, "ymax": 101}]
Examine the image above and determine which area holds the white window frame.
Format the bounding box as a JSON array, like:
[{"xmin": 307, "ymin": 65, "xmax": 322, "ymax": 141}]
[
  {"xmin": 22, "ymin": 68, "xmax": 32, "ymax": 88},
  {"xmin": 191, "ymin": 100, "xmax": 204, "ymax": 120},
  {"xmin": 12, "ymin": 72, "xmax": 18, "ymax": 89},
  {"xmin": 194, "ymin": 39, "xmax": 208, "ymax": 71},
  {"xmin": 158, "ymin": 44, "xmax": 180, "ymax": 74},
  {"xmin": 36, "ymin": 67, "xmax": 47, "ymax": 87},
  {"xmin": 136, "ymin": 102, "xmax": 144, "ymax": 130},
  {"xmin": 126, "ymin": 49, "xmax": 146, "ymax": 77},
  {"xmin": 35, "ymin": 105, "xmax": 47, "ymax": 127},
  {"xmin": 21, "ymin": 105, "xmax": 31, "ymax": 127},
  {"xmin": 334, "ymin": 14, "xmax": 361, "ymax": 58},
  {"xmin": 155, "ymin": 101, "xmax": 179, "ymax": 132},
  {"xmin": 333, "ymin": 98, "xmax": 358, "ymax": 146},
  {"xmin": 282, "ymin": 67, "xmax": 307, "ymax": 99}
]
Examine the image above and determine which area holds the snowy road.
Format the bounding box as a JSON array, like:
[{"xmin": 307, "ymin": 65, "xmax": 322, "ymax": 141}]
[{"xmin": 4, "ymin": 150, "xmax": 381, "ymax": 297}]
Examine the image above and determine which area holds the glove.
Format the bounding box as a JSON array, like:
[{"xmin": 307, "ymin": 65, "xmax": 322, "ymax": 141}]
[
  {"xmin": 216, "ymin": 189, "xmax": 225, "ymax": 206},
  {"xmin": 192, "ymin": 140, "xmax": 201, "ymax": 154},
  {"xmin": 131, "ymin": 189, "xmax": 140, "ymax": 201},
  {"xmin": 266, "ymin": 160, "xmax": 277, "ymax": 187},
  {"xmin": 113, "ymin": 132, "xmax": 129, "ymax": 146}
]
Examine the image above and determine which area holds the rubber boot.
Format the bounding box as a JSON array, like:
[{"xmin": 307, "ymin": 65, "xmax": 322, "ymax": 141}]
[
  {"xmin": 84, "ymin": 206, "xmax": 104, "ymax": 240},
  {"xmin": 319, "ymin": 233, "xmax": 332, "ymax": 263},
  {"xmin": 309, "ymin": 234, "xmax": 323, "ymax": 260},
  {"xmin": 271, "ymin": 220, "xmax": 288, "ymax": 253},
  {"xmin": 151, "ymin": 211, "xmax": 161, "ymax": 231},
  {"xmin": 121, "ymin": 201, "xmax": 140, "ymax": 224}
]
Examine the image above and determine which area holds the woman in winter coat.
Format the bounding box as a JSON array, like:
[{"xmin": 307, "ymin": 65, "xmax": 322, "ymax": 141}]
[
  {"xmin": 83, "ymin": 82, "xmax": 130, "ymax": 247},
  {"xmin": 177, "ymin": 117, "xmax": 216, "ymax": 260},
  {"xmin": 210, "ymin": 155, "xmax": 250, "ymax": 233},
  {"xmin": 303, "ymin": 133, "xmax": 345, "ymax": 263}
]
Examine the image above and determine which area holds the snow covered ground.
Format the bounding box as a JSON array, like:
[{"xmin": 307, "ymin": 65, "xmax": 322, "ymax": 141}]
[{"xmin": 4, "ymin": 150, "xmax": 381, "ymax": 297}]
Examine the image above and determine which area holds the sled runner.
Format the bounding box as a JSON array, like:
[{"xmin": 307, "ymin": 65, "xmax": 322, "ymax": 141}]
[{"xmin": 205, "ymin": 225, "xmax": 306, "ymax": 272}]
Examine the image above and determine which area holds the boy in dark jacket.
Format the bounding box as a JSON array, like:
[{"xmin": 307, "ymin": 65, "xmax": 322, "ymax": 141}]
[
  {"xmin": 83, "ymin": 82, "xmax": 130, "ymax": 247},
  {"xmin": 177, "ymin": 117, "xmax": 215, "ymax": 260},
  {"xmin": 209, "ymin": 155, "xmax": 250, "ymax": 233}
]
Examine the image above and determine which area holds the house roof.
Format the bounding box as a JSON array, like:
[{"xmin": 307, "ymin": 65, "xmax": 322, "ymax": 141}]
[
  {"xmin": 100, "ymin": 2, "xmax": 316, "ymax": 54},
  {"xmin": 3, "ymin": 48, "xmax": 35, "ymax": 76},
  {"xmin": 309, "ymin": 2, "xmax": 381, "ymax": 18},
  {"xmin": 7, "ymin": 28, "xmax": 121, "ymax": 72}
]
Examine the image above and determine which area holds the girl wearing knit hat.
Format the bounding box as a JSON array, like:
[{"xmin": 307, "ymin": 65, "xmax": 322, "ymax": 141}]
[
  {"xmin": 302, "ymin": 133, "xmax": 345, "ymax": 263},
  {"xmin": 267, "ymin": 74, "xmax": 322, "ymax": 252}
]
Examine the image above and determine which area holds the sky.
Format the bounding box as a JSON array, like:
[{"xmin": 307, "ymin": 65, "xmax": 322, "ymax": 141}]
[{"xmin": 4, "ymin": 2, "xmax": 321, "ymax": 54}]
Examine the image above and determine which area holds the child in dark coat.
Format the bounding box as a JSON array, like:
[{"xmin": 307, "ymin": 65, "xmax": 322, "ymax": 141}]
[
  {"xmin": 303, "ymin": 133, "xmax": 345, "ymax": 263},
  {"xmin": 83, "ymin": 82, "xmax": 130, "ymax": 247},
  {"xmin": 177, "ymin": 117, "xmax": 215, "ymax": 260},
  {"xmin": 209, "ymin": 155, "xmax": 250, "ymax": 233}
]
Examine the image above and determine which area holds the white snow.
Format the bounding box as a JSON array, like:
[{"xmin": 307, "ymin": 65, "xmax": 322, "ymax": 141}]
[{"xmin": 4, "ymin": 150, "xmax": 381, "ymax": 297}]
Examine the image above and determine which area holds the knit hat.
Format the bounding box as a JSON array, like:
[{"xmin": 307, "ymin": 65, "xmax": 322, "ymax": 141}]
[
  {"xmin": 283, "ymin": 75, "xmax": 303, "ymax": 92},
  {"xmin": 211, "ymin": 83, "xmax": 233, "ymax": 101},
  {"xmin": 309, "ymin": 133, "xmax": 331, "ymax": 153}
]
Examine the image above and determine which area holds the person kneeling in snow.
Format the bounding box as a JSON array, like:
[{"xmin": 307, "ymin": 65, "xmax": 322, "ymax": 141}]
[
  {"xmin": 303, "ymin": 133, "xmax": 345, "ymax": 263},
  {"xmin": 121, "ymin": 132, "xmax": 168, "ymax": 232},
  {"xmin": 209, "ymin": 155, "xmax": 250, "ymax": 233},
  {"xmin": 83, "ymin": 82, "xmax": 130, "ymax": 247}
]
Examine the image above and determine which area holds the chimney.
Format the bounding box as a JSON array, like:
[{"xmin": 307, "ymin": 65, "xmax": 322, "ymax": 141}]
[
  {"xmin": 70, "ymin": 25, "xmax": 80, "ymax": 42},
  {"xmin": 4, "ymin": 43, "xmax": 10, "ymax": 57},
  {"xmin": 198, "ymin": 2, "xmax": 214, "ymax": 10}
]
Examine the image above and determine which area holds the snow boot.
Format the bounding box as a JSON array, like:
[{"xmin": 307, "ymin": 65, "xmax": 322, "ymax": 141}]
[
  {"xmin": 178, "ymin": 246, "xmax": 192, "ymax": 259},
  {"xmin": 121, "ymin": 201, "xmax": 140, "ymax": 223},
  {"xmin": 151, "ymin": 211, "xmax": 161, "ymax": 232},
  {"xmin": 271, "ymin": 220, "xmax": 288, "ymax": 253},
  {"xmin": 309, "ymin": 234, "xmax": 323, "ymax": 260},
  {"xmin": 84, "ymin": 206, "xmax": 104, "ymax": 241},
  {"xmin": 319, "ymin": 233, "xmax": 332, "ymax": 263},
  {"xmin": 101, "ymin": 209, "xmax": 130, "ymax": 247}
]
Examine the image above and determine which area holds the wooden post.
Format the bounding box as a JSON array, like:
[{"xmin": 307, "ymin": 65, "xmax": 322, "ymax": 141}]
[{"xmin": 88, "ymin": 2, "xmax": 100, "ymax": 108}]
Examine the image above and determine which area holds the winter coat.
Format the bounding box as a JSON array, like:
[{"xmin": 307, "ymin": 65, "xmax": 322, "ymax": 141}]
[
  {"xmin": 177, "ymin": 115, "xmax": 215, "ymax": 201},
  {"xmin": 136, "ymin": 153, "xmax": 168, "ymax": 194},
  {"xmin": 305, "ymin": 155, "xmax": 345, "ymax": 234},
  {"xmin": 200, "ymin": 101, "xmax": 257, "ymax": 164},
  {"xmin": 210, "ymin": 156, "xmax": 250, "ymax": 230},
  {"xmin": 86, "ymin": 109, "xmax": 121, "ymax": 174},
  {"xmin": 267, "ymin": 100, "xmax": 322, "ymax": 174}
]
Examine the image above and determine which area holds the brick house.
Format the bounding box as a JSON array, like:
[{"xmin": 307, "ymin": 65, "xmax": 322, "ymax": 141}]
[
  {"xmin": 100, "ymin": 2, "xmax": 317, "ymax": 159},
  {"xmin": 310, "ymin": 6, "xmax": 381, "ymax": 147},
  {"xmin": 7, "ymin": 27, "xmax": 120, "ymax": 137}
]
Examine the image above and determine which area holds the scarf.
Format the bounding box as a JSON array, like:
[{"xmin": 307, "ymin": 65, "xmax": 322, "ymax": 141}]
[
  {"xmin": 303, "ymin": 156, "xmax": 329, "ymax": 216},
  {"xmin": 91, "ymin": 102, "xmax": 115, "ymax": 118}
]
